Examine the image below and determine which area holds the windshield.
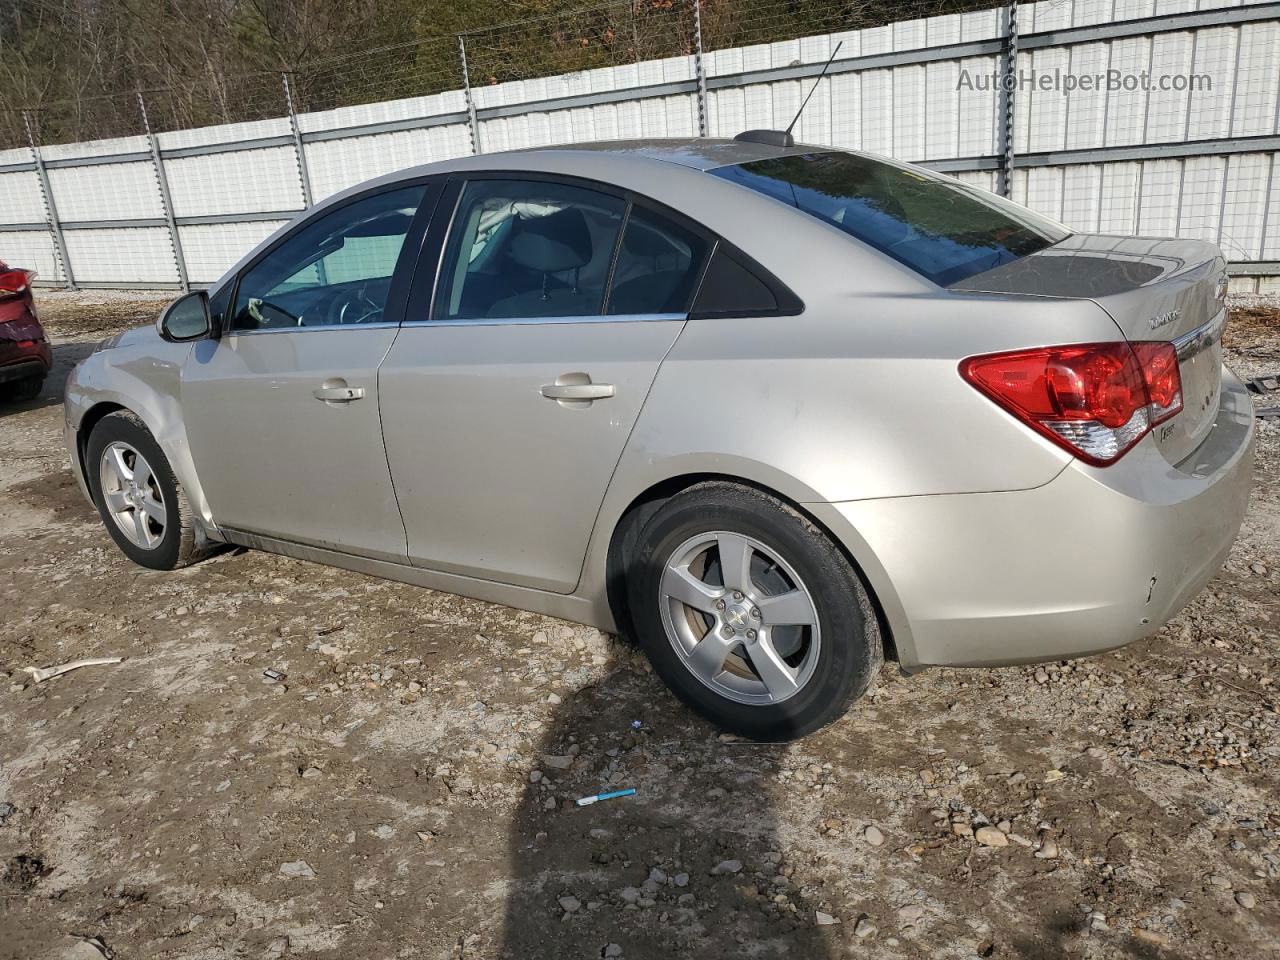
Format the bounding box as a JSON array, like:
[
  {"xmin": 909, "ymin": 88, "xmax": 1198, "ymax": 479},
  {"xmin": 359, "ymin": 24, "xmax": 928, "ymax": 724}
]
[{"xmin": 710, "ymin": 152, "xmax": 1070, "ymax": 287}]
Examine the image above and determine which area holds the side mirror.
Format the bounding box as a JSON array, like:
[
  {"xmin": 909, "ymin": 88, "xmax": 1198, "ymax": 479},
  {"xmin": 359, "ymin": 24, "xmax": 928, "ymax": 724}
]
[{"xmin": 158, "ymin": 290, "xmax": 212, "ymax": 342}]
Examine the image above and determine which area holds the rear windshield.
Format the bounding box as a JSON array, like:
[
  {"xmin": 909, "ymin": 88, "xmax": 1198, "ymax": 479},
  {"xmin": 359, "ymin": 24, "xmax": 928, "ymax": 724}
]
[{"xmin": 709, "ymin": 152, "xmax": 1069, "ymax": 287}]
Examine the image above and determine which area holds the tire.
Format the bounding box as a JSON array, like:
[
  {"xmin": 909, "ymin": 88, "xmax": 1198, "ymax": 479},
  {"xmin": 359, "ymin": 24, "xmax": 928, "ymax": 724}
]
[
  {"xmin": 627, "ymin": 482, "xmax": 883, "ymax": 741},
  {"xmin": 1, "ymin": 375, "xmax": 44, "ymax": 403},
  {"xmin": 86, "ymin": 410, "xmax": 210, "ymax": 570}
]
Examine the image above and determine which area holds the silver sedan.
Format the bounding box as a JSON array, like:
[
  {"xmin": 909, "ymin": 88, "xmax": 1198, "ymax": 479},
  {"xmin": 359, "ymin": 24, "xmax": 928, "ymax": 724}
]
[{"xmin": 64, "ymin": 136, "xmax": 1255, "ymax": 740}]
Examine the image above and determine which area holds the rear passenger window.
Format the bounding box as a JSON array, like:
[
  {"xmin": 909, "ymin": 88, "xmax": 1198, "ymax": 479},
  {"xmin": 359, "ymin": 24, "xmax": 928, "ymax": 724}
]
[
  {"xmin": 606, "ymin": 207, "xmax": 709, "ymax": 315},
  {"xmin": 690, "ymin": 248, "xmax": 779, "ymax": 317},
  {"xmin": 436, "ymin": 179, "xmax": 625, "ymax": 321}
]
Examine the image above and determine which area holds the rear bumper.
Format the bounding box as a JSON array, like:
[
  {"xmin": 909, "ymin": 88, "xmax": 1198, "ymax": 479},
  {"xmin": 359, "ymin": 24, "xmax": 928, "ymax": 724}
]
[
  {"xmin": 0, "ymin": 340, "xmax": 52, "ymax": 382},
  {"xmin": 827, "ymin": 367, "xmax": 1255, "ymax": 669}
]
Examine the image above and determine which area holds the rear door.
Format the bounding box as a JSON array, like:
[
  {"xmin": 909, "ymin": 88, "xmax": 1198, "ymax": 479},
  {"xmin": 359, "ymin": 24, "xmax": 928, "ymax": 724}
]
[
  {"xmin": 379, "ymin": 175, "xmax": 711, "ymax": 593},
  {"xmin": 951, "ymin": 234, "xmax": 1228, "ymax": 465}
]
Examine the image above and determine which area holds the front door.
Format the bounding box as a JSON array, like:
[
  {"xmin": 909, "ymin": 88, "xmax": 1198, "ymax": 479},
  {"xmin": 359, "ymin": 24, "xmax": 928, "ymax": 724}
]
[
  {"xmin": 183, "ymin": 182, "xmax": 434, "ymax": 560},
  {"xmin": 379, "ymin": 177, "xmax": 711, "ymax": 592}
]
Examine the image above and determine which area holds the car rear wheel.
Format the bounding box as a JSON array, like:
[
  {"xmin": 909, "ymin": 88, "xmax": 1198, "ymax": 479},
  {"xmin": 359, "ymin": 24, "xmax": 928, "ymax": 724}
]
[
  {"xmin": 86, "ymin": 411, "xmax": 210, "ymax": 570},
  {"xmin": 0, "ymin": 375, "xmax": 44, "ymax": 402},
  {"xmin": 627, "ymin": 482, "xmax": 883, "ymax": 740}
]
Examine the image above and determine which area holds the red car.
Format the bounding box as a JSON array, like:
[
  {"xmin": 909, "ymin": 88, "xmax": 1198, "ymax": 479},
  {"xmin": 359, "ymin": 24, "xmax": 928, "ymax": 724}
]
[{"xmin": 0, "ymin": 261, "xmax": 51, "ymax": 402}]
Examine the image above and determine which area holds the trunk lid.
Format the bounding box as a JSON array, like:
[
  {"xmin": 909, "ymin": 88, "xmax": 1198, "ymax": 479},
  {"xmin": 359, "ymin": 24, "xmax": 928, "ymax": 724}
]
[{"xmin": 951, "ymin": 234, "xmax": 1227, "ymax": 466}]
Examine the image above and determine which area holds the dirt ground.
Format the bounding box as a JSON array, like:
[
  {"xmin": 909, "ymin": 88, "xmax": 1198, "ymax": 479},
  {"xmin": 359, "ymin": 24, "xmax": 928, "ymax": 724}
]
[{"xmin": 2, "ymin": 292, "xmax": 1278, "ymax": 960}]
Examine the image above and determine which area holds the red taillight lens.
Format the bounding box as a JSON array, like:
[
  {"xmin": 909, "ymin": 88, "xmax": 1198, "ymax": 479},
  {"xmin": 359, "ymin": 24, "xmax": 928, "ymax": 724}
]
[
  {"xmin": 0, "ymin": 268, "xmax": 33, "ymax": 297},
  {"xmin": 960, "ymin": 341, "xmax": 1183, "ymax": 466},
  {"xmin": 1132, "ymin": 341, "xmax": 1182, "ymax": 424}
]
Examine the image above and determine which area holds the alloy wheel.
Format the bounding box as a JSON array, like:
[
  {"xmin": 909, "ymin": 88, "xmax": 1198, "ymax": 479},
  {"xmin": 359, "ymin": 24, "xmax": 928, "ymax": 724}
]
[
  {"xmin": 658, "ymin": 531, "xmax": 821, "ymax": 705},
  {"xmin": 99, "ymin": 441, "xmax": 166, "ymax": 549}
]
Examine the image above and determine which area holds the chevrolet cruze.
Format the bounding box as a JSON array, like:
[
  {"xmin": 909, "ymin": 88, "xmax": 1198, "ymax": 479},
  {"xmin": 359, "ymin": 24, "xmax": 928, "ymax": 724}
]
[{"xmin": 64, "ymin": 136, "xmax": 1255, "ymax": 739}]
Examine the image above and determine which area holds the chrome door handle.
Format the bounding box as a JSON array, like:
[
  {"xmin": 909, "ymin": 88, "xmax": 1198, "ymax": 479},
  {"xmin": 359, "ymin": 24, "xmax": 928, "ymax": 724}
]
[
  {"xmin": 313, "ymin": 385, "xmax": 365, "ymax": 402},
  {"xmin": 540, "ymin": 382, "xmax": 615, "ymax": 401}
]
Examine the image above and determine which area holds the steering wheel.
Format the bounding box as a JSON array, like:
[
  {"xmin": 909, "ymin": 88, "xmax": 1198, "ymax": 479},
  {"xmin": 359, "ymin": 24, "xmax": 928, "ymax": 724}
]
[{"xmin": 326, "ymin": 282, "xmax": 384, "ymax": 326}]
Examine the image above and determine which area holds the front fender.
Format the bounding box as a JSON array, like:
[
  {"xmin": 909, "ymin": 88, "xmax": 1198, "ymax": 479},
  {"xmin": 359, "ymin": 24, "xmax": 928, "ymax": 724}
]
[{"xmin": 64, "ymin": 340, "xmax": 216, "ymax": 531}]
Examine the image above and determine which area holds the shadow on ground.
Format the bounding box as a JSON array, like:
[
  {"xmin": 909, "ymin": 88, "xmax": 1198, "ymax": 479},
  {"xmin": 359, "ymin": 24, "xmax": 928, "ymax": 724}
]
[{"xmin": 498, "ymin": 657, "xmax": 838, "ymax": 959}]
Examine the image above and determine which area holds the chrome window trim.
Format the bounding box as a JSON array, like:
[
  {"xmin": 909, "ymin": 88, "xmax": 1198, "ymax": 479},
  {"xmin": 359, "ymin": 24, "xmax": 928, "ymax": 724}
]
[
  {"xmin": 1172, "ymin": 308, "xmax": 1227, "ymax": 361},
  {"xmin": 226, "ymin": 314, "xmax": 687, "ymax": 335},
  {"xmin": 406, "ymin": 312, "xmax": 686, "ymax": 328},
  {"xmin": 226, "ymin": 320, "xmax": 403, "ymax": 337}
]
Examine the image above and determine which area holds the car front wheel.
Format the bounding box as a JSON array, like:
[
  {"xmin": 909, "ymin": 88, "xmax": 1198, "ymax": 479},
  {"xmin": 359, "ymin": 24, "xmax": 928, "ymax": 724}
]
[
  {"xmin": 86, "ymin": 410, "xmax": 209, "ymax": 570},
  {"xmin": 627, "ymin": 482, "xmax": 883, "ymax": 741}
]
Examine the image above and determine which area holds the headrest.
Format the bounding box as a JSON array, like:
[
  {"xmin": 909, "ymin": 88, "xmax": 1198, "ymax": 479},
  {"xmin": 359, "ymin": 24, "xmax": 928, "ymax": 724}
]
[
  {"xmin": 510, "ymin": 207, "xmax": 592, "ymax": 273},
  {"xmin": 622, "ymin": 223, "xmax": 673, "ymax": 259}
]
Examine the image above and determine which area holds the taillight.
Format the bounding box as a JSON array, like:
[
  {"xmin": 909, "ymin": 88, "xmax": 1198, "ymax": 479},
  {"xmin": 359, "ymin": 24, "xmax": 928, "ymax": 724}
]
[
  {"xmin": 0, "ymin": 268, "xmax": 34, "ymax": 297},
  {"xmin": 1132, "ymin": 342, "xmax": 1182, "ymax": 423},
  {"xmin": 960, "ymin": 341, "xmax": 1183, "ymax": 466}
]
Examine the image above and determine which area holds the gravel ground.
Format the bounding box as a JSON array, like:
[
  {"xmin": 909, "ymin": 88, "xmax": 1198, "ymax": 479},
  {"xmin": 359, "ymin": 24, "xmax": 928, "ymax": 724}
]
[{"xmin": 1, "ymin": 292, "xmax": 1278, "ymax": 960}]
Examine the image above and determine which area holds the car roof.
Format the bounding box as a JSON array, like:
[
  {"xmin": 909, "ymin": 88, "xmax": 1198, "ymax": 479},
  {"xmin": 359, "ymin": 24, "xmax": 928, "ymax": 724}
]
[
  {"xmin": 511, "ymin": 137, "xmax": 824, "ymax": 171},
  {"xmin": 211, "ymin": 137, "xmax": 849, "ymax": 296},
  {"xmin": 290, "ymin": 136, "xmax": 835, "ymax": 243}
]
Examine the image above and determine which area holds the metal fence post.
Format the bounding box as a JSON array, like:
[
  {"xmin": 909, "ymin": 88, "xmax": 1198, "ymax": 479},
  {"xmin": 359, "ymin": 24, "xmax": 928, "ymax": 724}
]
[
  {"xmin": 997, "ymin": 0, "xmax": 1019, "ymax": 197},
  {"xmin": 458, "ymin": 36, "xmax": 483, "ymax": 154},
  {"xmin": 137, "ymin": 92, "xmax": 189, "ymax": 292},
  {"xmin": 282, "ymin": 72, "xmax": 314, "ymax": 207},
  {"xmin": 22, "ymin": 111, "xmax": 75, "ymax": 290},
  {"xmin": 691, "ymin": 0, "xmax": 709, "ymax": 137}
]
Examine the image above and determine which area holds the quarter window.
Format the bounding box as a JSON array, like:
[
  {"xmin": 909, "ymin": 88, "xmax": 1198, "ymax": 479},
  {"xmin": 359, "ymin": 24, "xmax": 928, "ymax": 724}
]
[
  {"xmin": 606, "ymin": 206, "xmax": 709, "ymax": 315},
  {"xmin": 691, "ymin": 249, "xmax": 779, "ymax": 317},
  {"xmin": 230, "ymin": 185, "xmax": 425, "ymax": 331},
  {"xmin": 436, "ymin": 179, "xmax": 626, "ymax": 321}
]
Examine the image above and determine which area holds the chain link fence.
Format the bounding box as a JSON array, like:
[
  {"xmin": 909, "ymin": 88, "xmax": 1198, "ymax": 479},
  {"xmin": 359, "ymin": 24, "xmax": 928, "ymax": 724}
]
[
  {"xmin": 290, "ymin": 35, "xmax": 466, "ymax": 117},
  {"xmin": 698, "ymin": 0, "xmax": 990, "ymax": 52},
  {"xmin": 462, "ymin": 2, "xmax": 697, "ymax": 89},
  {"xmin": 6, "ymin": 71, "xmax": 289, "ymax": 151},
  {"xmin": 3, "ymin": 0, "xmax": 1002, "ymax": 149}
]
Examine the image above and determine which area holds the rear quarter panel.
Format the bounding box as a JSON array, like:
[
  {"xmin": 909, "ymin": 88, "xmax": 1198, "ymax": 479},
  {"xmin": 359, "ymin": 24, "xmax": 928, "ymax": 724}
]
[
  {"xmin": 599, "ymin": 290, "xmax": 1129, "ymax": 508},
  {"xmin": 576, "ymin": 277, "xmax": 1129, "ymax": 637}
]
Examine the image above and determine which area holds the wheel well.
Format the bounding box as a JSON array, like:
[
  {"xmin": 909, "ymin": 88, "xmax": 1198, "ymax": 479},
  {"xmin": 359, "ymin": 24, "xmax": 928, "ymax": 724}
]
[
  {"xmin": 605, "ymin": 473, "xmax": 898, "ymax": 663},
  {"xmin": 75, "ymin": 402, "xmax": 126, "ymax": 488}
]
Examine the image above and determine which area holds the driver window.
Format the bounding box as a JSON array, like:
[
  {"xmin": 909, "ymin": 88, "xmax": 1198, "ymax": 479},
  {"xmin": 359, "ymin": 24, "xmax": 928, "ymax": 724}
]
[{"xmin": 230, "ymin": 185, "xmax": 425, "ymax": 331}]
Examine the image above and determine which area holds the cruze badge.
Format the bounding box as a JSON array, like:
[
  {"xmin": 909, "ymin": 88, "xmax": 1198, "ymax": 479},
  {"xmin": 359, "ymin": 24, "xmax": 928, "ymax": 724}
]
[{"xmin": 1148, "ymin": 309, "xmax": 1180, "ymax": 331}]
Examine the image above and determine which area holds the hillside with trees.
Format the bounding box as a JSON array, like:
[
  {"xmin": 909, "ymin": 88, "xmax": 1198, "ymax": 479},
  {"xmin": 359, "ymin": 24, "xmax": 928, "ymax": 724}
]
[{"xmin": 1, "ymin": 0, "xmax": 995, "ymax": 147}]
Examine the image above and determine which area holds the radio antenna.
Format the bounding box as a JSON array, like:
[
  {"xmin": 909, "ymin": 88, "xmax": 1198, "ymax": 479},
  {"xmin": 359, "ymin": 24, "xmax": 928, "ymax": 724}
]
[{"xmin": 785, "ymin": 41, "xmax": 844, "ymax": 137}]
